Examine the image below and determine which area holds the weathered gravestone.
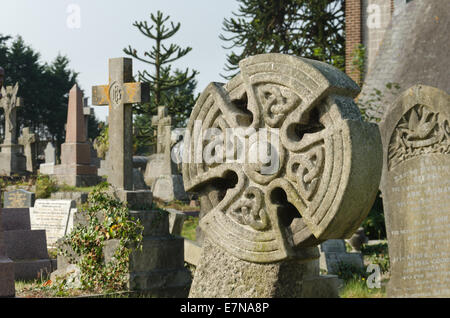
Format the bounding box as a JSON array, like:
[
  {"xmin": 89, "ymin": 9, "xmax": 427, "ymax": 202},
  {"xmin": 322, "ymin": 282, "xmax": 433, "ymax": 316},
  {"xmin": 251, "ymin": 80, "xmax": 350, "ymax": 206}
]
[
  {"xmin": 144, "ymin": 106, "xmax": 188, "ymax": 202},
  {"xmin": 53, "ymin": 85, "xmax": 99, "ymax": 186},
  {"xmin": 0, "ymin": 197, "xmax": 15, "ymax": 297},
  {"xmin": 19, "ymin": 127, "xmax": 38, "ymax": 173},
  {"xmin": 4, "ymin": 189, "xmax": 35, "ymax": 208},
  {"xmin": 39, "ymin": 142, "xmax": 56, "ymax": 175},
  {"xmin": 0, "ymin": 83, "xmax": 27, "ymax": 176},
  {"xmin": 184, "ymin": 53, "xmax": 382, "ymax": 297},
  {"xmin": 380, "ymin": 85, "xmax": 450, "ymax": 297},
  {"xmin": 30, "ymin": 199, "xmax": 76, "ymax": 248},
  {"xmin": 2, "ymin": 208, "xmax": 53, "ymax": 280},
  {"xmin": 319, "ymin": 239, "xmax": 364, "ymax": 275}
]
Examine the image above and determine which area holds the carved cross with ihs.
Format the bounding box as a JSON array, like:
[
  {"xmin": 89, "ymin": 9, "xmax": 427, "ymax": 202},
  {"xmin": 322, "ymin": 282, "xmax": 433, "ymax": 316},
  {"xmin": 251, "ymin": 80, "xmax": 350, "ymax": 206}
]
[{"xmin": 92, "ymin": 58, "xmax": 149, "ymax": 190}]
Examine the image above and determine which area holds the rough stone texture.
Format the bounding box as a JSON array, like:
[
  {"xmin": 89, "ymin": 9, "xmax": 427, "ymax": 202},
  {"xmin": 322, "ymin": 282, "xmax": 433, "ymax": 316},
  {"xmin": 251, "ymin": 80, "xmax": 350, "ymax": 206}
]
[
  {"xmin": 0, "ymin": 204, "xmax": 15, "ymax": 297},
  {"xmin": 319, "ymin": 239, "xmax": 364, "ymax": 275},
  {"xmin": 189, "ymin": 239, "xmax": 315, "ymax": 298},
  {"xmin": 92, "ymin": 58, "xmax": 150, "ymax": 191},
  {"xmin": 19, "ymin": 127, "xmax": 38, "ymax": 173},
  {"xmin": 185, "ymin": 54, "xmax": 382, "ymax": 297},
  {"xmin": 379, "ymin": 85, "xmax": 450, "ymax": 297},
  {"xmin": 359, "ymin": 0, "xmax": 450, "ymax": 120},
  {"xmin": 0, "ymin": 83, "xmax": 26, "ymax": 176},
  {"xmin": 53, "ymin": 85, "xmax": 99, "ymax": 187},
  {"xmin": 3, "ymin": 189, "xmax": 35, "ymax": 208},
  {"xmin": 144, "ymin": 106, "xmax": 188, "ymax": 202}
]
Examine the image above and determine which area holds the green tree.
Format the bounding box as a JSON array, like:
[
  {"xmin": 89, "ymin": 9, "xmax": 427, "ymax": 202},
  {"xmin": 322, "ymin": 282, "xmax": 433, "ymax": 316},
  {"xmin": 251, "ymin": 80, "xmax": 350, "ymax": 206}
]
[
  {"xmin": 41, "ymin": 54, "xmax": 79, "ymax": 153},
  {"xmin": 124, "ymin": 11, "xmax": 199, "ymax": 154},
  {"xmin": 220, "ymin": 0, "xmax": 345, "ymax": 78},
  {"xmin": 0, "ymin": 35, "xmax": 98, "ymax": 156}
]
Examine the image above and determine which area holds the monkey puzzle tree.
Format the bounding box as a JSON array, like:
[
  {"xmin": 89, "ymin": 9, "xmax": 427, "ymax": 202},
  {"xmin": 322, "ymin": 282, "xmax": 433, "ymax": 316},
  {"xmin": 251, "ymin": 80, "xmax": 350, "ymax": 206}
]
[
  {"xmin": 220, "ymin": 0, "xmax": 345, "ymax": 79},
  {"xmin": 124, "ymin": 10, "xmax": 199, "ymax": 154}
]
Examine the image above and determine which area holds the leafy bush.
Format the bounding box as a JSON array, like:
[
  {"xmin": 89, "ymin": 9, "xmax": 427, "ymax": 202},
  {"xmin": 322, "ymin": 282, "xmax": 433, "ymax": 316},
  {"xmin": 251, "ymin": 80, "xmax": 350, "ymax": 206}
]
[
  {"xmin": 58, "ymin": 184, "xmax": 143, "ymax": 292},
  {"xmin": 362, "ymin": 243, "xmax": 390, "ymax": 274},
  {"xmin": 36, "ymin": 174, "xmax": 58, "ymax": 198}
]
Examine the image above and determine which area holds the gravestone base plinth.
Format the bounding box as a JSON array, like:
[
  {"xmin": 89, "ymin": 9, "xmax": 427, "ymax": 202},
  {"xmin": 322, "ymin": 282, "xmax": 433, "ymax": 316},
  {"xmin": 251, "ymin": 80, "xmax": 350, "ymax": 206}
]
[
  {"xmin": 39, "ymin": 163, "xmax": 55, "ymax": 175},
  {"xmin": 53, "ymin": 208, "xmax": 191, "ymax": 296},
  {"xmin": 53, "ymin": 163, "xmax": 99, "ymax": 187},
  {"xmin": 189, "ymin": 239, "xmax": 327, "ymax": 298},
  {"xmin": 0, "ymin": 147, "xmax": 26, "ymax": 176},
  {"xmin": 0, "ymin": 256, "xmax": 15, "ymax": 297}
]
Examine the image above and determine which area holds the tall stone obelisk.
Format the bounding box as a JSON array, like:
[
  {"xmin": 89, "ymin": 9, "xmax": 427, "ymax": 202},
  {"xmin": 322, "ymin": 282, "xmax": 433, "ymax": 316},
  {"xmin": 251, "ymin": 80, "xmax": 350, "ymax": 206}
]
[{"xmin": 54, "ymin": 85, "xmax": 98, "ymax": 186}]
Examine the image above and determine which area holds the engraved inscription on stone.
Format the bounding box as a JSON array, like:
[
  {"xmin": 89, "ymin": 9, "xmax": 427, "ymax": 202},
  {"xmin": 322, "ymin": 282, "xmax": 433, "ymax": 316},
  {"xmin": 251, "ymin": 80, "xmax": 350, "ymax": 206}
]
[
  {"xmin": 4, "ymin": 189, "xmax": 35, "ymax": 208},
  {"xmin": 30, "ymin": 199, "xmax": 76, "ymax": 247},
  {"xmin": 380, "ymin": 85, "xmax": 450, "ymax": 297}
]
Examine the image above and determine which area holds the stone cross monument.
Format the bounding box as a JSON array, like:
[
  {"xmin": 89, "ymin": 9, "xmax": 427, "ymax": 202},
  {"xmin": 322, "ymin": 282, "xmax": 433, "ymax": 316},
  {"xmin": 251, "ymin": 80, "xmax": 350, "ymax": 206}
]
[
  {"xmin": 92, "ymin": 58, "xmax": 150, "ymax": 191},
  {"xmin": 19, "ymin": 127, "xmax": 37, "ymax": 173},
  {"xmin": 53, "ymin": 85, "xmax": 98, "ymax": 186},
  {"xmin": 144, "ymin": 106, "xmax": 188, "ymax": 202},
  {"xmin": 0, "ymin": 81, "xmax": 27, "ymax": 175},
  {"xmin": 184, "ymin": 54, "xmax": 383, "ymax": 297}
]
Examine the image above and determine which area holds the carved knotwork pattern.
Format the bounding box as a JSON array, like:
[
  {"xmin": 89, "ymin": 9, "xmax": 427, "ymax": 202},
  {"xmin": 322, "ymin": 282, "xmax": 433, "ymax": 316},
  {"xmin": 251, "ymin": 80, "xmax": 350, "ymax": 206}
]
[
  {"xmin": 183, "ymin": 54, "xmax": 372, "ymax": 263},
  {"xmin": 388, "ymin": 104, "xmax": 450, "ymax": 170}
]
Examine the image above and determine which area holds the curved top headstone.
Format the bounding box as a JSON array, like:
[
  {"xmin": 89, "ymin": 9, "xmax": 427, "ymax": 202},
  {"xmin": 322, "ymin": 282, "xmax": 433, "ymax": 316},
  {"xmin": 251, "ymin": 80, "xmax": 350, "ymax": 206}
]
[
  {"xmin": 379, "ymin": 85, "xmax": 450, "ymax": 298},
  {"xmin": 182, "ymin": 53, "xmax": 382, "ymax": 263}
]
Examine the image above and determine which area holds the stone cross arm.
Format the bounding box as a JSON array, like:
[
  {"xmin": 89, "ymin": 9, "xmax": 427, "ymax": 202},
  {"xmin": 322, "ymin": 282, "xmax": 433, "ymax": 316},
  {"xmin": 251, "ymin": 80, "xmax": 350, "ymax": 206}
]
[
  {"xmin": 152, "ymin": 106, "xmax": 171, "ymax": 127},
  {"xmin": 92, "ymin": 82, "xmax": 149, "ymax": 107}
]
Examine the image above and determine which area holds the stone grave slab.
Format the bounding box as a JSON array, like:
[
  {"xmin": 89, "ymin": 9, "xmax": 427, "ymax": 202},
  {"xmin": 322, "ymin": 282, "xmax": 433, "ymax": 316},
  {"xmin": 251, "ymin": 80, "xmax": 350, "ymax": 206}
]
[{"xmin": 30, "ymin": 199, "xmax": 76, "ymax": 248}]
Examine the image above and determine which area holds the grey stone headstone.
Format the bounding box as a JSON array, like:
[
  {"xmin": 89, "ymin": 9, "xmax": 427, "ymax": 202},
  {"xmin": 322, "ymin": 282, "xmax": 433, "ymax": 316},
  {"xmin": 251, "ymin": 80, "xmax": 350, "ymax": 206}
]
[
  {"xmin": 380, "ymin": 85, "xmax": 450, "ymax": 297},
  {"xmin": 44, "ymin": 142, "xmax": 56, "ymax": 164},
  {"xmin": 3, "ymin": 189, "xmax": 35, "ymax": 208}
]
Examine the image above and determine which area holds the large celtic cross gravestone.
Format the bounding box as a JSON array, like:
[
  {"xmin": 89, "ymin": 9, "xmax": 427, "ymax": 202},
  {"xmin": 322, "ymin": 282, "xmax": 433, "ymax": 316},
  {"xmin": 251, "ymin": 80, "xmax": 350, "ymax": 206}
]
[
  {"xmin": 380, "ymin": 85, "xmax": 450, "ymax": 297},
  {"xmin": 92, "ymin": 58, "xmax": 149, "ymax": 190},
  {"xmin": 184, "ymin": 54, "xmax": 383, "ymax": 297}
]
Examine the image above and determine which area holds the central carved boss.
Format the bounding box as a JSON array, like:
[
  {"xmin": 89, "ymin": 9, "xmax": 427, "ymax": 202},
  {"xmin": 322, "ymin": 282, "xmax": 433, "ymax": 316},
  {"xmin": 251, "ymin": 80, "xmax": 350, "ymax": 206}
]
[{"xmin": 183, "ymin": 54, "xmax": 382, "ymax": 263}]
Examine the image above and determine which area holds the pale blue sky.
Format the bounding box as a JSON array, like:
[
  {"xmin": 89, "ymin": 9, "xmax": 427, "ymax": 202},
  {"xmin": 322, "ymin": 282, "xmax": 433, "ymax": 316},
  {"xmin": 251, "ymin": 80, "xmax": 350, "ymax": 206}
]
[{"xmin": 0, "ymin": 0, "xmax": 241, "ymax": 121}]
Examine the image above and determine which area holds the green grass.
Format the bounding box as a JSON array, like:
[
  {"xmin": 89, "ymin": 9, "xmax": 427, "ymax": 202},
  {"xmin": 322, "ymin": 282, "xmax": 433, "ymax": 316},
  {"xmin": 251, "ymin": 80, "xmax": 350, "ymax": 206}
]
[
  {"xmin": 181, "ymin": 216, "xmax": 198, "ymax": 241},
  {"xmin": 339, "ymin": 278, "xmax": 387, "ymax": 298}
]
